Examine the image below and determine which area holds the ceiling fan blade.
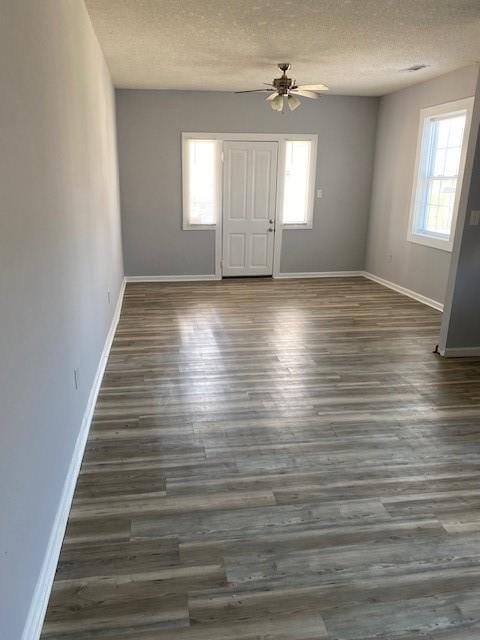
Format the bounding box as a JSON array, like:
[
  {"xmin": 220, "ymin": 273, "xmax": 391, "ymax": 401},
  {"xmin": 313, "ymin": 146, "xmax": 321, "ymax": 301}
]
[
  {"xmin": 296, "ymin": 83, "xmax": 329, "ymax": 92},
  {"xmin": 235, "ymin": 89, "xmax": 274, "ymax": 94},
  {"xmin": 290, "ymin": 89, "xmax": 318, "ymax": 99},
  {"xmin": 266, "ymin": 92, "xmax": 280, "ymax": 101}
]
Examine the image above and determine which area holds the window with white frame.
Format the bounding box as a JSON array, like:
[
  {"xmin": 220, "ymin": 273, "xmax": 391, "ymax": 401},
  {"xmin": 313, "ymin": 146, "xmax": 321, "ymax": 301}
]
[
  {"xmin": 281, "ymin": 140, "xmax": 315, "ymax": 227},
  {"xmin": 408, "ymin": 98, "xmax": 473, "ymax": 251},
  {"xmin": 182, "ymin": 138, "xmax": 221, "ymax": 228}
]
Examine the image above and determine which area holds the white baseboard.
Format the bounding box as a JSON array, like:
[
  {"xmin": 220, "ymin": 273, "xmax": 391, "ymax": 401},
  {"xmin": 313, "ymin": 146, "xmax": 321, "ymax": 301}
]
[
  {"xmin": 21, "ymin": 278, "xmax": 126, "ymax": 640},
  {"xmin": 361, "ymin": 271, "xmax": 444, "ymax": 312},
  {"xmin": 274, "ymin": 271, "xmax": 363, "ymax": 279},
  {"xmin": 127, "ymin": 272, "xmax": 363, "ymax": 282},
  {"xmin": 125, "ymin": 274, "xmax": 221, "ymax": 282},
  {"xmin": 439, "ymin": 346, "xmax": 480, "ymax": 358}
]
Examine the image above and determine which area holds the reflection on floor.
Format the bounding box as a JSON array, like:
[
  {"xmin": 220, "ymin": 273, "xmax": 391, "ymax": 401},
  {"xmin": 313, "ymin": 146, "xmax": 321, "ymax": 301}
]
[{"xmin": 42, "ymin": 277, "xmax": 480, "ymax": 639}]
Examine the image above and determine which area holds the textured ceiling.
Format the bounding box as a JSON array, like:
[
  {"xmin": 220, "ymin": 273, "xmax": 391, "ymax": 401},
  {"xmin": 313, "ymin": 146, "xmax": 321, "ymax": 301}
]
[{"xmin": 85, "ymin": 0, "xmax": 480, "ymax": 96}]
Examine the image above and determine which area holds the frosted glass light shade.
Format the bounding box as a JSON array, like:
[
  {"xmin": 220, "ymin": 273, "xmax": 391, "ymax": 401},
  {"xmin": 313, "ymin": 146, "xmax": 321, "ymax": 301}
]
[
  {"xmin": 287, "ymin": 94, "xmax": 301, "ymax": 111},
  {"xmin": 271, "ymin": 94, "xmax": 284, "ymax": 112}
]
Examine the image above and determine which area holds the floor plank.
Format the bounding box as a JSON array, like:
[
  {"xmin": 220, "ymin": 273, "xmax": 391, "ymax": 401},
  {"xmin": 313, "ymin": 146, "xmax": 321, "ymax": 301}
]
[{"xmin": 41, "ymin": 277, "xmax": 480, "ymax": 639}]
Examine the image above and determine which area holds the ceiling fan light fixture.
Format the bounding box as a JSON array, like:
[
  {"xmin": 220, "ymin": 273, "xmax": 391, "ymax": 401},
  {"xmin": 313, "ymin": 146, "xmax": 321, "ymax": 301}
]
[
  {"xmin": 270, "ymin": 94, "xmax": 284, "ymax": 112},
  {"xmin": 287, "ymin": 94, "xmax": 301, "ymax": 111}
]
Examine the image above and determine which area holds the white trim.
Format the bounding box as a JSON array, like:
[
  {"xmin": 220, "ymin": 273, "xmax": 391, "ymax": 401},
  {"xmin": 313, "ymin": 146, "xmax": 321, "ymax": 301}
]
[
  {"xmin": 408, "ymin": 230, "xmax": 454, "ymax": 252},
  {"xmin": 125, "ymin": 274, "xmax": 221, "ymax": 282},
  {"xmin": 272, "ymin": 141, "xmax": 286, "ymax": 277},
  {"xmin": 126, "ymin": 272, "xmax": 364, "ymax": 281},
  {"xmin": 182, "ymin": 132, "xmax": 317, "ymax": 142},
  {"xmin": 407, "ymin": 97, "xmax": 475, "ymax": 253},
  {"xmin": 362, "ymin": 271, "xmax": 443, "ymax": 311},
  {"xmin": 439, "ymin": 346, "xmax": 480, "ymax": 358},
  {"xmin": 274, "ymin": 271, "xmax": 363, "ymax": 279},
  {"xmin": 21, "ymin": 278, "xmax": 126, "ymax": 640},
  {"xmin": 215, "ymin": 212, "xmax": 223, "ymax": 279}
]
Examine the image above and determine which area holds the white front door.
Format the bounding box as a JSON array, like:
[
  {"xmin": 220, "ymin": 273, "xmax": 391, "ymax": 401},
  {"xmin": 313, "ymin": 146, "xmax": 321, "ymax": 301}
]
[{"xmin": 222, "ymin": 141, "xmax": 278, "ymax": 276}]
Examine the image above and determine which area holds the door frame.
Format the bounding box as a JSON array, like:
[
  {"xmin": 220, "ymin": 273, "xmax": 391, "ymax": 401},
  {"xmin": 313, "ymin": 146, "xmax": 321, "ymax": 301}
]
[{"xmin": 181, "ymin": 132, "xmax": 318, "ymax": 279}]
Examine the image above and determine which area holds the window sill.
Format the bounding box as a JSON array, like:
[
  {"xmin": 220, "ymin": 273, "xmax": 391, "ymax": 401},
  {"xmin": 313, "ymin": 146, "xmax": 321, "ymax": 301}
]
[
  {"xmin": 183, "ymin": 224, "xmax": 216, "ymax": 231},
  {"xmin": 407, "ymin": 232, "xmax": 453, "ymax": 252},
  {"xmin": 281, "ymin": 223, "xmax": 313, "ymax": 230}
]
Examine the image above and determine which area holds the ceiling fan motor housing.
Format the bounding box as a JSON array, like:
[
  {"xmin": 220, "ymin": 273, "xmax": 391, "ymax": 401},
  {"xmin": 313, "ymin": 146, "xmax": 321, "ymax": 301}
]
[
  {"xmin": 273, "ymin": 64, "xmax": 296, "ymax": 95},
  {"xmin": 273, "ymin": 73, "xmax": 294, "ymax": 96}
]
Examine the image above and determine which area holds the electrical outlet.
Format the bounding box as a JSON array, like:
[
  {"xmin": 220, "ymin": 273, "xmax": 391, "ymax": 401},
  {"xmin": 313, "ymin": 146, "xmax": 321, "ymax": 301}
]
[
  {"xmin": 73, "ymin": 368, "xmax": 80, "ymax": 391},
  {"xmin": 107, "ymin": 290, "xmax": 111, "ymax": 304},
  {"xmin": 470, "ymin": 210, "xmax": 480, "ymax": 226}
]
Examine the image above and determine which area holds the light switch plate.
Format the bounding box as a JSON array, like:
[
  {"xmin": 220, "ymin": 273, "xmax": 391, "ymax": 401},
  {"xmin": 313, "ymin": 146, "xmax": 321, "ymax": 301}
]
[
  {"xmin": 470, "ymin": 210, "xmax": 480, "ymax": 226},
  {"xmin": 317, "ymin": 189, "xmax": 323, "ymax": 199}
]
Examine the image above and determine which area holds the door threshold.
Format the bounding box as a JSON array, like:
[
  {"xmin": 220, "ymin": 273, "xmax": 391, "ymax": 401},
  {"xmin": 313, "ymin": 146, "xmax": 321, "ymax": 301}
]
[{"xmin": 221, "ymin": 275, "xmax": 274, "ymax": 279}]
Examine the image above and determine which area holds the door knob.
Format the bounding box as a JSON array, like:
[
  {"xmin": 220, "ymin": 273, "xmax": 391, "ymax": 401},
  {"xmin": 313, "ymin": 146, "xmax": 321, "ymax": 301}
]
[
  {"xmin": 268, "ymin": 228, "xmax": 273, "ymax": 232},
  {"xmin": 269, "ymin": 219, "xmax": 274, "ymax": 224}
]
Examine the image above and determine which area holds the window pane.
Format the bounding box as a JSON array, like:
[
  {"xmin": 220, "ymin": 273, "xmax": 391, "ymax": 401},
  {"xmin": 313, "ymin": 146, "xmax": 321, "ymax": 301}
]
[
  {"xmin": 423, "ymin": 177, "xmax": 457, "ymax": 235},
  {"xmin": 433, "ymin": 148, "xmax": 446, "ymax": 177},
  {"xmin": 430, "ymin": 115, "xmax": 465, "ymax": 179},
  {"xmin": 436, "ymin": 120, "xmax": 450, "ymax": 148},
  {"xmin": 435, "ymin": 116, "xmax": 465, "ymax": 150},
  {"xmin": 413, "ymin": 110, "xmax": 466, "ymax": 240},
  {"xmin": 444, "ymin": 147, "xmax": 461, "ymax": 176},
  {"xmin": 282, "ymin": 141, "xmax": 311, "ymax": 224},
  {"xmin": 187, "ymin": 140, "xmax": 218, "ymax": 225}
]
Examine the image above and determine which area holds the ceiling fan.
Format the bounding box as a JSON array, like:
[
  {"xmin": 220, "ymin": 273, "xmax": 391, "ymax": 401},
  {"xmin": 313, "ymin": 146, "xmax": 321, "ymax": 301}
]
[{"xmin": 236, "ymin": 63, "xmax": 328, "ymax": 112}]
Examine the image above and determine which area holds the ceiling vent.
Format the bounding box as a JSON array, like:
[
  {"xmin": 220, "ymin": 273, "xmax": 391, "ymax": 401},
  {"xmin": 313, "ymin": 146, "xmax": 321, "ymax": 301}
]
[{"xmin": 404, "ymin": 64, "xmax": 428, "ymax": 72}]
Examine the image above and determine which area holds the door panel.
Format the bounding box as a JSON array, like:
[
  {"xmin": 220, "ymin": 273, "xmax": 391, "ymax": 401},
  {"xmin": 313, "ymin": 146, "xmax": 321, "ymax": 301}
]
[
  {"xmin": 251, "ymin": 150, "xmax": 272, "ymax": 220},
  {"xmin": 227, "ymin": 234, "xmax": 246, "ymax": 268},
  {"xmin": 223, "ymin": 141, "xmax": 278, "ymax": 277},
  {"xmin": 228, "ymin": 149, "xmax": 248, "ymax": 220},
  {"xmin": 251, "ymin": 234, "xmax": 269, "ymax": 268}
]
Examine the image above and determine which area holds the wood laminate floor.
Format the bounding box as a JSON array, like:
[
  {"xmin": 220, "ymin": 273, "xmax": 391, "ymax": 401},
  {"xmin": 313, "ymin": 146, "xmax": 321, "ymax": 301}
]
[{"xmin": 42, "ymin": 277, "xmax": 480, "ymax": 639}]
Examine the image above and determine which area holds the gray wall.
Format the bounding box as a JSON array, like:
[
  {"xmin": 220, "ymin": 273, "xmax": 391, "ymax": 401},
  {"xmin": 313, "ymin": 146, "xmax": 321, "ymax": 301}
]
[
  {"xmin": 116, "ymin": 90, "xmax": 378, "ymax": 276},
  {"xmin": 365, "ymin": 65, "xmax": 479, "ymax": 304},
  {"xmin": 0, "ymin": 2, "xmax": 123, "ymax": 637},
  {"xmin": 441, "ymin": 72, "xmax": 480, "ymax": 351}
]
